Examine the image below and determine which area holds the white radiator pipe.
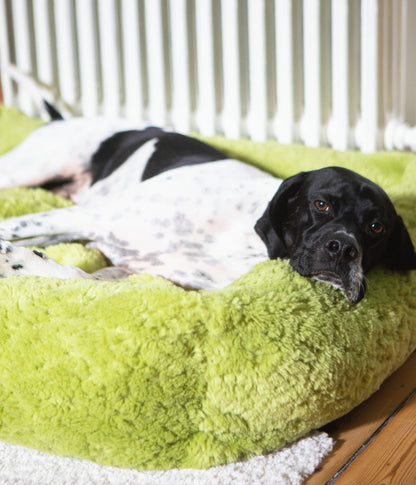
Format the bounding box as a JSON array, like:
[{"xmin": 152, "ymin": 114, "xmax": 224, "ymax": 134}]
[
  {"xmin": 247, "ymin": 0, "xmax": 267, "ymax": 142},
  {"xmin": 97, "ymin": 0, "xmax": 121, "ymax": 117},
  {"xmin": 358, "ymin": 0, "xmax": 380, "ymax": 152},
  {"xmin": 328, "ymin": 0, "xmax": 349, "ymax": 151},
  {"xmin": 274, "ymin": 0, "xmax": 294, "ymax": 144},
  {"xmin": 0, "ymin": 0, "xmax": 13, "ymax": 105},
  {"xmin": 169, "ymin": 0, "xmax": 191, "ymax": 133},
  {"xmin": 120, "ymin": 0, "xmax": 145, "ymax": 122},
  {"xmin": 221, "ymin": 0, "xmax": 241, "ymax": 139},
  {"xmin": 11, "ymin": 0, "xmax": 33, "ymax": 115},
  {"xmin": 33, "ymin": 0, "xmax": 53, "ymax": 88},
  {"xmin": 300, "ymin": 0, "xmax": 322, "ymax": 147},
  {"xmin": 54, "ymin": 0, "xmax": 78, "ymax": 108},
  {"xmin": 195, "ymin": 0, "xmax": 216, "ymax": 136},
  {"xmin": 144, "ymin": 0, "xmax": 167, "ymax": 126},
  {"xmin": 75, "ymin": 0, "xmax": 99, "ymax": 117},
  {"xmin": 385, "ymin": 120, "xmax": 416, "ymax": 152}
]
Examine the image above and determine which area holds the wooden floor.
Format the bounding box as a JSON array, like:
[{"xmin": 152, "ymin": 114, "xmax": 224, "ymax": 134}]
[{"xmin": 305, "ymin": 352, "xmax": 416, "ymax": 484}]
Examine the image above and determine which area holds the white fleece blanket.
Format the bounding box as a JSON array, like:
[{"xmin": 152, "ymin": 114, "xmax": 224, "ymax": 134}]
[{"xmin": 0, "ymin": 432, "xmax": 333, "ymax": 485}]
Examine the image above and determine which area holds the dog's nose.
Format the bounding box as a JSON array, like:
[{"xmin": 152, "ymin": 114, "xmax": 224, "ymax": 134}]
[{"xmin": 325, "ymin": 238, "xmax": 359, "ymax": 263}]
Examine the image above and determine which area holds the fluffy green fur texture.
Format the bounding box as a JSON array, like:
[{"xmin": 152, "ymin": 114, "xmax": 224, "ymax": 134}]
[{"xmin": 0, "ymin": 106, "xmax": 415, "ymax": 470}]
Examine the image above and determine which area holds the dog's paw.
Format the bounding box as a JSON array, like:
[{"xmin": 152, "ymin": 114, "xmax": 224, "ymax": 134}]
[
  {"xmin": 0, "ymin": 240, "xmax": 13, "ymax": 256},
  {"xmin": 0, "ymin": 240, "xmax": 92, "ymax": 279},
  {"xmin": 0, "ymin": 240, "xmax": 33, "ymax": 277}
]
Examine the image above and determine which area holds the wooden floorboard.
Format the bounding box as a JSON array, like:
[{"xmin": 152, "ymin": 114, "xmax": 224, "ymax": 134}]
[
  {"xmin": 305, "ymin": 352, "xmax": 416, "ymax": 484},
  {"xmin": 334, "ymin": 391, "xmax": 416, "ymax": 484}
]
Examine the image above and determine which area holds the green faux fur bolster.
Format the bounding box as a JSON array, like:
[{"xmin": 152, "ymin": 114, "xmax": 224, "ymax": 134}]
[{"xmin": 0, "ymin": 106, "xmax": 415, "ymax": 470}]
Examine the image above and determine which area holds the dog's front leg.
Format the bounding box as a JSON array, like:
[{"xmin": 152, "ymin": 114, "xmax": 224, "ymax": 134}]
[
  {"xmin": 0, "ymin": 240, "xmax": 93, "ymax": 279},
  {"xmin": 0, "ymin": 206, "xmax": 92, "ymax": 247}
]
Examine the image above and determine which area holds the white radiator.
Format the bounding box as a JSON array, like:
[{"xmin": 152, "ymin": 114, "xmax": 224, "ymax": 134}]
[{"xmin": 1, "ymin": 0, "xmax": 416, "ymax": 152}]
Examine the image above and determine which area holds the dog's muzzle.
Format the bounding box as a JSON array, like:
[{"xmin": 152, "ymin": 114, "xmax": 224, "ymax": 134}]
[
  {"xmin": 313, "ymin": 265, "xmax": 366, "ymax": 303},
  {"xmin": 317, "ymin": 233, "xmax": 365, "ymax": 303},
  {"xmin": 291, "ymin": 231, "xmax": 366, "ymax": 303}
]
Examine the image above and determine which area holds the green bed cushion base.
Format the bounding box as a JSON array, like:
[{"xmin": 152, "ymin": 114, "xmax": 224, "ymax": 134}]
[{"xmin": 0, "ymin": 106, "xmax": 415, "ymax": 470}]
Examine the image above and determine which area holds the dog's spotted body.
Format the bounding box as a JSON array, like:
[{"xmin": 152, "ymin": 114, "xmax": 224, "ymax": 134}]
[
  {"xmin": 0, "ymin": 117, "xmax": 278, "ymax": 290},
  {"xmin": 0, "ymin": 113, "xmax": 415, "ymax": 303}
]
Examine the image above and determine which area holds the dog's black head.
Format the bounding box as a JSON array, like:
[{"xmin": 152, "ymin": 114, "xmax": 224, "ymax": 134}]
[{"xmin": 255, "ymin": 167, "xmax": 416, "ymax": 303}]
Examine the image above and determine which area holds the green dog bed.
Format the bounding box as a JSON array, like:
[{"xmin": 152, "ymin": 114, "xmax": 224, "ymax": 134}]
[{"xmin": 0, "ymin": 106, "xmax": 415, "ymax": 470}]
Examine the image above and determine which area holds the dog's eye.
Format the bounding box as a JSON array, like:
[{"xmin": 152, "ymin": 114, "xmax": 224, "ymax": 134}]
[
  {"xmin": 370, "ymin": 222, "xmax": 384, "ymax": 234},
  {"xmin": 314, "ymin": 200, "xmax": 329, "ymax": 212}
]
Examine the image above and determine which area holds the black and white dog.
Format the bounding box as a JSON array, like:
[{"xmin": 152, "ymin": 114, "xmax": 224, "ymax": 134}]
[{"xmin": 0, "ymin": 108, "xmax": 415, "ymax": 303}]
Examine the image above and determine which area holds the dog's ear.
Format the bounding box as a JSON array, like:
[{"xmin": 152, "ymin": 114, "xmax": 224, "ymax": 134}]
[
  {"xmin": 255, "ymin": 172, "xmax": 307, "ymax": 259},
  {"xmin": 382, "ymin": 215, "xmax": 416, "ymax": 270}
]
